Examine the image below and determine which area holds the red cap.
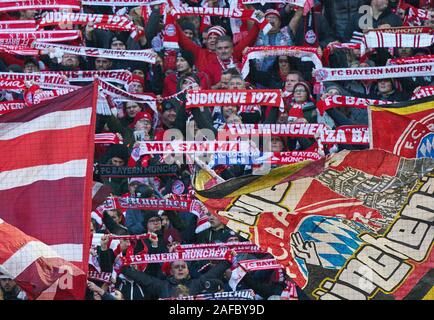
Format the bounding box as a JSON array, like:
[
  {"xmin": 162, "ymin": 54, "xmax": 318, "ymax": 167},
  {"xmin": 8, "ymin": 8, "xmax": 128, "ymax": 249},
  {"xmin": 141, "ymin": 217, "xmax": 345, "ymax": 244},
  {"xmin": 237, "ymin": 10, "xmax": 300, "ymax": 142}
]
[
  {"xmin": 265, "ymin": 9, "xmax": 281, "ymax": 18},
  {"xmin": 128, "ymin": 74, "xmax": 145, "ymax": 87},
  {"xmin": 131, "ymin": 111, "xmax": 152, "ymax": 128}
]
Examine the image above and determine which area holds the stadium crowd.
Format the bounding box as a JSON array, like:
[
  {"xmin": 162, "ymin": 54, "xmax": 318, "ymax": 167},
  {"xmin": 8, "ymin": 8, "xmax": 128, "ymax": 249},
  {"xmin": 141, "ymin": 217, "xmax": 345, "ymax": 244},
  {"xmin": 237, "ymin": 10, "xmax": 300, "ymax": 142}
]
[{"xmin": 0, "ymin": 0, "xmax": 433, "ymax": 300}]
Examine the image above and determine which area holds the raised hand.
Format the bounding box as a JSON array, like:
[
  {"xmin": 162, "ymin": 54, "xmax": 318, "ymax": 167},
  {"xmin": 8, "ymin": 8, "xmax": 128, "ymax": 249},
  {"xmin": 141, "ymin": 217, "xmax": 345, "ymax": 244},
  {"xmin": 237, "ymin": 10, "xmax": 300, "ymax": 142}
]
[{"xmin": 290, "ymin": 232, "xmax": 322, "ymax": 266}]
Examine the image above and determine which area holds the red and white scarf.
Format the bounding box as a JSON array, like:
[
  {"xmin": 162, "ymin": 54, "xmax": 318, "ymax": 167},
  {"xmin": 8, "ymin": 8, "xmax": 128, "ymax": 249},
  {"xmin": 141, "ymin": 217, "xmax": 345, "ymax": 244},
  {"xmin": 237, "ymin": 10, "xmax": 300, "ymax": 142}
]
[
  {"xmin": 33, "ymin": 42, "xmax": 157, "ymax": 64},
  {"xmin": 0, "ymin": 0, "xmax": 81, "ymax": 12},
  {"xmin": 0, "ymin": 72, "xmax": 67, "ymax": 90},
  {"xmin": 97, "ymin": 79, "xmax": 157, "ymax": 112},
  {"xmin": 138, "ymin": 140, "xmax": 255, "ymax": 155},
  {"xmin": 103, "ymin": 195, "xmax": 194, "ymax": 212},
  {"xmin": 169, "ymin": 3, "xmax": 272, "ymax": 34},
  {"xmin": 0, "ymin": 20, "xmax": 36, "ymax": 32},
  {"xmin": 260, "ymin": 151, "xmax": 322, "ymax": 164},
  {"xmin": 160, "ymin": 289, "xmax": 256, "ymax": 300},
  {"xmin": 179, "ymin": 242, "xmax": 263, "ymax": 252},
  {"xmin": 81, "ymin": 0, "xmax": 166, "ymax": 5},
  {"xmin": 31, "ymin": 88, "xmax": 77, "ymax": 105},
  {"xmin": 229, "ymin": 258, "xmax": 281, "ymax": 290},
  {"xmin": 318, "ymin": 125, "xmax": 369, "ymax": 145},
  {"xmin": 314, "ymin": 63, "xmax": 434, "ymax": 82},
  {"xmin": 323, "ymin": 42, "xmax": 361, "ymax": 65},
  {"xmin": 88, "ymin": 271, "xmax": 112, "ymax": 284},
  {"xmin": 36, "ymin": 12, "xmax": 143, "ymax": 40},
  {"xmin": 234, "ymin": 0, "xmax": 313, "ymax": 15},
  {"xmin": 163, "ymin": 10, "xmax": 179, "ymax": 50},
  {"xmin": 0, "ymin": 30, "xmax": 81, "ymax": 46},
  {"xmin": 186, "ymin": 89, "xmax": 282, "ymax": 108},
  {"xmin": 411, "ymin": 86, "xmax": 434, "ymax": 100},
  {"xmin": 42, "ymin": 70, "xmax": 132, "ymax": 85},
  {"xmin": 388, "ymin": 55, "xmax": 434, "ymax": 66},
  {"xmin": 0, "ymin": 45, "xmax": 39, "ymax": 56},
  {"xmin": 400, "ymin": 3, "xmax": 431, "ymax": 26},
  {"xmin": 361, "ymin": 30, "xmax": 434, "ymax": 54},
  {"xmin": 95, "ymin": 133, "xmax": 123, "ymax": 145},
  {"xmin": 108, "ymin": 233, "xmax": 156, "ymax": 241},
  {"xmin": 241, "ymin": 46, "xmax": 322, "ymax": 79},
  {"xmin": 36, "ymin": 12, "xmax": 132, "ymax": 29},
  {"xmin": 221, "ymin": 123, "xmax": 328, "ymax": 137},
  {"xmin": 317, "ymin": 95, "xmax": 392, "ymax": 116},
  {"xmin": 124, "ymin": 245, "xmax": 264, "ymax": 265},
  {"xmin": 0, "ymin": 100, "xmax": 27, "ymax": 115}
]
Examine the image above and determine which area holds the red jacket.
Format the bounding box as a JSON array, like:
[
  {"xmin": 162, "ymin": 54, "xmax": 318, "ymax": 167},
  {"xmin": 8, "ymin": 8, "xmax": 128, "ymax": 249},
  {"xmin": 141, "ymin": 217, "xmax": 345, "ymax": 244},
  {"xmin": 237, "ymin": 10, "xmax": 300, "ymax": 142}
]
[
  {"xmin": 162, "ymin": 70, "xmax": 211, "ymax": 97},
  {"xmin": 176, "ymin": 22, "xmax": 260, "ymax": 85}
]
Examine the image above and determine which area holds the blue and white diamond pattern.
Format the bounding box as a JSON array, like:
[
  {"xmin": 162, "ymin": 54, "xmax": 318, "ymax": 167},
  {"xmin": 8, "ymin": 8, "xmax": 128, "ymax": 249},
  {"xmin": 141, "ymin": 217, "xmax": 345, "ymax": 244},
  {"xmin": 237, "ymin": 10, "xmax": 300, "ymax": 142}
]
[
  {"xmin": 417, "ymin": 133, "xmax": 434, "ymax": 159},
  {"xmin": 295, "ymin": 216, "xmax": 369, "ymax": 276}
]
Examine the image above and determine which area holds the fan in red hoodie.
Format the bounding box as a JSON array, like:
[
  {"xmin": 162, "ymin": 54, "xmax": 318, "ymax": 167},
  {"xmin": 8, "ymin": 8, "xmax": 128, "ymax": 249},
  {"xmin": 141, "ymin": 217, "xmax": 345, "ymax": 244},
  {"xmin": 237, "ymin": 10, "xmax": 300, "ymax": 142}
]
[{"xmin": 175, "ymin": 14, "xmax": 262, "ymax": 88}]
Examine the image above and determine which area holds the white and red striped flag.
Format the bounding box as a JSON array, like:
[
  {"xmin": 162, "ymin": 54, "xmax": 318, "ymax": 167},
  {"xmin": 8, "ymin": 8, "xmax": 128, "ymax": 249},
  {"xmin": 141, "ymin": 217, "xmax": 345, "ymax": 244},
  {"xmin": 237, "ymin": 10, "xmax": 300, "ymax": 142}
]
[
  {"xmin": 0, "ymin": 83, "xmax": 98, "ymax": 299},
  {"xmin": 0, "ymin": 219, "xmax": 87, "ymax": 300}
]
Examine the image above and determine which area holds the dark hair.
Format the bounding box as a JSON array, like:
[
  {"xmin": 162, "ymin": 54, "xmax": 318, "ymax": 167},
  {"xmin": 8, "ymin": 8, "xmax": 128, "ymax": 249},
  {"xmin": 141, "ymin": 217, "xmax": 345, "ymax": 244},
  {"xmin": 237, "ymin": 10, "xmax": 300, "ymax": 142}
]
[
  {"xmin": 216, "ymin": 35, "xmax": 233, "ymax": 46},
  {"xmin": 286, "ymin": 71, "xmax": 304, "ymax": 81},
  {"xmin": 222, "ymin": 68, "xmax": 240, "ymax": 77},
  {"xmin": 270, "ymin": 56, "xmax": 295, "ymax": 73}
]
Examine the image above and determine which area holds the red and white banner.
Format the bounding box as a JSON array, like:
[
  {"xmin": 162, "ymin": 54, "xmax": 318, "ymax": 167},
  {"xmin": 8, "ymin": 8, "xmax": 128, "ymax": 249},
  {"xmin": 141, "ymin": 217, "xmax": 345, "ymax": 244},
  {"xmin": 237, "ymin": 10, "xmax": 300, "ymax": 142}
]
[
  {"xmin": 314, "ymin": 63, "xmax": 434, "ymax": 82},
  {"xmin": 388, "ymin": 55, "xmax": 434, "ymax": 66},
  {"xmin": 317, "ymin": 95, "xmax": 392, "ymax": 116},
  {"xmin": 0, "ymin": 0, "xmax": 81, "ymax": 12},
  {"xmin": 138, "ymin": 140, "xmax": 255, "ymax": 154},
  {"xmin": 82, "ymin": 0, "xmax": 165, "ymax": 5},
  {"xmin": 169, "ymin": 5, "xmax": 272, "ymax": 34},
  {"xmin": 0, "ymin": 84, "xmax": 98, "ymax": 299},
  {"xmin": 0, "ymin": 20, "xmax": 36, "ymax": 31},
  {"xmin": 411, "ymin": 86, "xmax": 434, "ymax": 100},
  {"xmin": 186, "ymin": 89, "xmax": 282, "ymax": 108},
  {"xmin": 241, "ymin": 46, "xmax": 322, "ymax": 79},
  {"xmin": 0, "ymin": 30, "xmax": 82, "ymax": 46},
  {"xmin": 0, "ymin": 219, "xmax": 87, "ymax": 300},
  {"xmin": 0, "ymin": 100, "xmax": 27, "ymax": 115},
  {"xmin": 33, "ymin": 42, "xmax": 157, "ymax": 64},
  {"xmin": 42, "ymin": 70, "xmax": 132, "ymax": 85}
]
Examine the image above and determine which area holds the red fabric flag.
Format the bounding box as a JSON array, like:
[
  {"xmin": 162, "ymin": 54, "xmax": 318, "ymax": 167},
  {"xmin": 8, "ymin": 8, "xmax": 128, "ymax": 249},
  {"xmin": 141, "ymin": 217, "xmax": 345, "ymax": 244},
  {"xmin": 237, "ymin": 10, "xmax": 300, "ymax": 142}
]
[
  {"xmin": 0, "ymin": 83, "xmax": 98, "ymax": 299},
  {"xmin": 368, "ymin": 96, "xmax": 434, "ymax": 158},
  {"xmin": 0, "ymin": 219, "xmax": 87, "ymax": 300}
]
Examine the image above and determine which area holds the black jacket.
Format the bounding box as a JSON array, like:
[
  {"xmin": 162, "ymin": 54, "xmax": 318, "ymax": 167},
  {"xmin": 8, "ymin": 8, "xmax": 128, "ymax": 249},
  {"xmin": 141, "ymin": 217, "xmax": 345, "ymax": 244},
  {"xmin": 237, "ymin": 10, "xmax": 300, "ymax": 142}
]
[
  {"xmin": 323, "ymin": 0, "xmax": 366, "ymax": 41},
  {"xmin": 344, "ymin": 7, "xmax": 402, "ymax": 42},
  {"xmin": 121, "ymin": 261, "xmax": 231, "ymax": 299}
]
